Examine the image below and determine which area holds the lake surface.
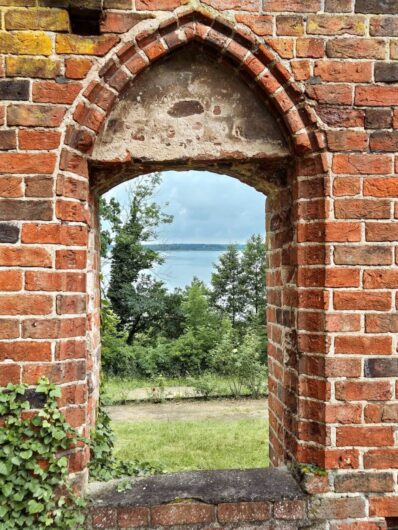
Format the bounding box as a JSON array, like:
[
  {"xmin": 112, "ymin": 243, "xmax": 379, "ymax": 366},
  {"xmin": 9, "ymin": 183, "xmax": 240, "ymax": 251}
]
[{"xmin": 152, "ymin": 250, "xmax": 224, "ymax": 290}]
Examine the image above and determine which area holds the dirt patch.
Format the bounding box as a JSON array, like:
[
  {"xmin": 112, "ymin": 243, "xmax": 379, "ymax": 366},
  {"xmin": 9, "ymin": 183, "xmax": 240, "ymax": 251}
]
[{"xmin": 107, "ymin": 398, "xmax": 268, "ymax": 423}]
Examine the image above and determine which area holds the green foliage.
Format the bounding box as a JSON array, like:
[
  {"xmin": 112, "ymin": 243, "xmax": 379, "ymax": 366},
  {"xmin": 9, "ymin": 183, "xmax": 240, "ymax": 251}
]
[
  {"xmin": 107, "ymin": 174, "xmax": 173, "ymax": 344},
  {"xmin": 99, "ymin": 196, "xmax": 122, "ymax": 258},
  {"xmin": 88, "ymin": 393, "xmax": 161, "ymax": 481},
  {"xmin": 0, "ymin": 378, "xmax": 85, "ymax": 530},
  {"xmin": 211, "ymin": 244, "xmax": 244, "ymax": 327},
  {"xmin": 189, "ymin": 374, "xmax": 218, "ymax": 400},
  {"xmin": 210, "ymin": 324, "xmax": 267, "ymax": 398}
]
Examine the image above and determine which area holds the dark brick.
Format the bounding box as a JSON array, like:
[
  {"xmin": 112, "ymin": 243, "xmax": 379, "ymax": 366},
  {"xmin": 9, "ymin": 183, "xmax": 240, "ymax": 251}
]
[
  {"xmin": 23, "ymin": 389, "xmax": 47, "ymax": 409},
  {"xmin": 0, "ymin": 200, "xmax": 52, "ymax": 221},
  {"xmin": 0, "ymin": 223, "xmax": 19, "ymax": 243},
  {"xmin": 365, "ymin": 358, "xmax": 398, "ymax": 378},
  {"xmin": 375, "ymin": 63, "xmax": 398, "ymax": 83},
  {"xmin": 335, "ymin": 472, "xmax": 395, "ymax": 493},
  {"xmin": 0, "ymin": 80, "xmax": 30, "ymax": 101},
  {"xmin": 365, "ymin": 108, "xmax": 392, "ymax": 129},
  {"xmin": 356, "ymin": 0, "xmax": 398, "ymax": 13},
  {"xmin": 0, "ymin": 130, "xmax": 17, "ymax": 150}
]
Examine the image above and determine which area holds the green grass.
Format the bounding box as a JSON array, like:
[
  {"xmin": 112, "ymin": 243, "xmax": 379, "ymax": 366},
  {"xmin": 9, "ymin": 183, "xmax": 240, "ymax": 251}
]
[
  {"xmin": 103, "ymin": 375, "xmax": 264, "ymax": 404},
  {"xmin": 112, "ymin": 418, "xmax": 268, "ymax": 472}
]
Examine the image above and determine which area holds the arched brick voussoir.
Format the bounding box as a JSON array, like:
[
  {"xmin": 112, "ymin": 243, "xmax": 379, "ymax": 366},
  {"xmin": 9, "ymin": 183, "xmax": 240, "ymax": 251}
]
[{"xmin": 66, "ymin": 12, "xmax": 323, "ymax": 159}]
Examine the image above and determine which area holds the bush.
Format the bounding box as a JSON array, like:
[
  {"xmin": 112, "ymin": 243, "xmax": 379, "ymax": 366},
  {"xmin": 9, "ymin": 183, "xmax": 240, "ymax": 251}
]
[{"xmin": 189, "ymin": 373, "xmax": 218, "ymax": 400}]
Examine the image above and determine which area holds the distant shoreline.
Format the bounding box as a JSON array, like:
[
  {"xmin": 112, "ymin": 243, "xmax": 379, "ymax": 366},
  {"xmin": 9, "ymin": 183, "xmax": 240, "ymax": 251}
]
[{"xmin": 145, "ymin": 244, "xmax": 245, "ymax": 251}]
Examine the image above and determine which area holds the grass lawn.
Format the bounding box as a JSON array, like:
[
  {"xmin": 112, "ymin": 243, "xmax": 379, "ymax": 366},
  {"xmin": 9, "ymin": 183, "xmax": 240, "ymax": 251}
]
[
  {"xmin": 112, "ymin": 418, "xmax": 269, "ymax": 472},
  {"xmin": 104, "ymin": 375, "xmax": 265, "ymax": 404}
]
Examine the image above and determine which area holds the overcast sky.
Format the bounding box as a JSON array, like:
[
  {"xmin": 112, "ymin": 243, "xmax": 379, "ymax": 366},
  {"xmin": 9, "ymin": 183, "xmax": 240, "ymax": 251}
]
[{"xmin": 104, "ymin": 170, "xmax": 266, "ymax": 244}]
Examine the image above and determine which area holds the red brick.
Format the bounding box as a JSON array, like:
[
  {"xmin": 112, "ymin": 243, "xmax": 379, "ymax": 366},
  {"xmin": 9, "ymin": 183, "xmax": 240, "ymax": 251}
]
[
  {"xmin": 273, "ymin": 500, "xmax": 306, "ymax": 520},
  {"xmin": 335, "ymin": 336, "xmax": 392, "ymax": 355},
  {"xmin": 327, "ymin": 38, "xmax": 386, "ymax": 59},
  {"xmin": 337, "ymin": 426, "xmax": 394, "ymax": 447},
  {"xmin": 364, "ymin": 177, "xmax": 398, "ymax": 197},
  {"xmin": 264, "ymin": 0, "xmax": 320, "ymax": 12},
  {"xmin": 315, "ymin": 61, "xmax": 371, "ymax": 82},
  {"xmin": 356, "ymin": 86, "xmax": 398, "ymax": 106},
  {"xmin": 57, "ymin": 295, "xmax": 86, "ymax": 314},
  {"xmin": 65, "ymin": 58, "xmax": 92, "ymax": 79},
  {"xmin": 0, "ymin": 247, "xmax": 51, "ymax": 267},
  {"xmin": 369, "ymin": 497, "xmax": 398, "ymax": 517},
  {"xmin": 0, "ymin": 341, "xmax": 51, "ymax": 362},
  {"xmin": 55, "ymin": 250, "xmax": 87, "ymax": 270},
  {"xmin": 218, "ymin": 502, "xmax": 271, "ymax": 523},
  {"xmin": 0, "ymin": 295, "xmax": 52, "ymax": 315},
  {"xmin": 56, "ymin": 340, "xmax": 86, "ymax": 361},
  {"xmin": 310, "ymin": 497, "xmax": 366, "ymax": 519},
  {"xmin": 365, "ymin": 404, "xmax": 398, "ymax": 423},
  {"xmin": 0, "ymin": 271, "xmax": 22, "ymax": 291},
  {"xmin": 335, "ymin": 200, "xmax": 390, "ymax": 219},
  {"xmin": 91, "ymin": 508, "xmax": 117, "ymax": 529},
  {"xmin": 22, "ymin": 224, "xmax": 87, "ymax": 245},
  {"xmin": 307, "ymin": 84, "xmax": 352, "ymax": 105},
  {"xmin": 366, "ymin": 222, "xmax": 398, "ymax": 242},
  {"xmin": 333, "ymin": 177, "xmax": 361, "ymax": 196},
  {"xmin": 236, "ymin": 14, "xmax": 273, "ymax": 36},
  {"xmin": 0, "ymin": 176, "xmax": 22, "ymax": 197},
  {"xmin": 325, "ymin": 358, "xmax": 362, "ymax": 378},
  {"xmin": 32, "ymin": 81, "xmax": 81, "ymax": 104},
  {"xmin": 0, "ymin": 363, "xmax": 20, "ymax": 385},
  {"xmin": 364, "ymin": 449, "xmax": 398, "ymax": 469},
  {"xmin": 335, "ymin": 381, "xmax": 393, "ymax": 402},
  {"xmin": 325, "ymin": 403, "xmax": 362, "ymax": 424},
  {"xmin": 0, "ymin": 153, "xmax": 56, "ymax": 174},
  {"xmin": 364, "ymin": 270, "xmax": 398, "ymax": 289},
  {"xmin": 366, "ymin": 314, "xmax": 398, "ymax": 333},
  {"xmin": 151, "ymin": 503, "xmax": 215, "ymax": 526},
  {"xmin": 327, "ymin": 130, "xmax": 368, "ymax": 151},
  {"xmin": 118, "ymin": 507, "xmax": 150, "ymax": 528},
  {"xmin": 26, "ymin": 271, "xmax": 86, "ymax": 292},
  {"xmin": 335, "ymin": 246, "xmax": 391, "ymax": 265},
  {"xmin": 325, "ymin": 449, "xmax": 360, "ymax": 469},
  {"xmin": 25, "ymin": 176, "xmax": 53, "ymax": 198},
  {"xmin": 18, "ymin": 129, "xmax": 61, "ymax": 150},
  {"xmin": 0, "ymin": 319, "xmax": 19, "ymax": 339},
  {"xmin": 56, "ymin": 200, "xmax": 87, "ymax": 222}
]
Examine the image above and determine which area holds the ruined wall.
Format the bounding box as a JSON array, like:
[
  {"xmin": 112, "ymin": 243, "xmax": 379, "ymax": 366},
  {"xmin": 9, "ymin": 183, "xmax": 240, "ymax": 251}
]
[{"xmin": 0, "ymin": 0, "xmax": 397, "ymax": 527}]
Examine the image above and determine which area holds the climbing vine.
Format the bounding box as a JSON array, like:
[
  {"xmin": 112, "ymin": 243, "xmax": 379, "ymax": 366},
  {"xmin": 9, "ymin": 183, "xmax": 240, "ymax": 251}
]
[{"xmin": 0, "ymin": 378, "xmax": 85, "ymax": 530}]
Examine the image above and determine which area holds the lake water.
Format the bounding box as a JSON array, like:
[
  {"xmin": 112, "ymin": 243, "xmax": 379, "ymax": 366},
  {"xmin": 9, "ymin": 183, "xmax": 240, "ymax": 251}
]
[{"xmin": 152, "ymin": 250, "xmax": 224, "ymax": 290}]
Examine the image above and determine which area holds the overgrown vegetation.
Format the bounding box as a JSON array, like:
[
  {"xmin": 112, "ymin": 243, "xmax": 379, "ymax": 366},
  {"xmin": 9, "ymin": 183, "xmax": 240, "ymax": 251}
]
[
  {"xmin": 0, "ymin": 379, "xmax": 85, "ymax": 530},
  {"xmin": 100, "ymin": 173, "xmax": 268, "ymax": 396}
]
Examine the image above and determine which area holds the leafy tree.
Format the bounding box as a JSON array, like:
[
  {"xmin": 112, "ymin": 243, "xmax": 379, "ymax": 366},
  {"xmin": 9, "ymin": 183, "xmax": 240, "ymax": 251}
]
[
  {"xmin": 99, "ymin": 196, "xmax": 122, "ymax": 258},
  {"xmin": 107, "ymin": 174, "xmax": 173, "ymax": 343},
  {"xmin": 241, "ymin": 234, "xmax": 266, "ymax": 319},
  {"xmin": 210, "ymin": 244, "xmax": 244, "ymax": 327}
]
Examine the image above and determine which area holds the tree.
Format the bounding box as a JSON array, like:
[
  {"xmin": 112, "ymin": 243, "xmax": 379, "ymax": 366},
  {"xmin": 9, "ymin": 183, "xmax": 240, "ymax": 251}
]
[
  {"xmin": 99, "ymin": 196, "xmax": 122, "ymax": 258},
  {"xmin": 210, "ymin": 244, "xmax": 244, "ymax": 328},
  {"xmin": 240, "ymin": 234, "xmax": 266, "ymax": 322},
  {"xmin": 107, "ymin": 173, "xmax": 173, "ymax": 343}
]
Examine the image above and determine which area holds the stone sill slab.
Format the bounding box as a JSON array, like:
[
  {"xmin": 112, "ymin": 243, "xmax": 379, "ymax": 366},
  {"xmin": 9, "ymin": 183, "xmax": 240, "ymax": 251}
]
[{"xmin": 86, "ymin": 468, "xmax": 309, "ymax": 529}]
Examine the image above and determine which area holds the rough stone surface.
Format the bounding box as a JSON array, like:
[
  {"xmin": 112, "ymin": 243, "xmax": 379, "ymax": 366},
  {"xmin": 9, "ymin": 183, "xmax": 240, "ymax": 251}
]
[{"xmin": 90, "ymin": 468, "xmax": 305, "ymax": 507}]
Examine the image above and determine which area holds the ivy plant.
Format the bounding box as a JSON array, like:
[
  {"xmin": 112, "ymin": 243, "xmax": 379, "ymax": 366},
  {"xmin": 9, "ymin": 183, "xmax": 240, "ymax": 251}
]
[{"xmin": 0, "ymin": 378, "xmax": 86, "ymax": 529}]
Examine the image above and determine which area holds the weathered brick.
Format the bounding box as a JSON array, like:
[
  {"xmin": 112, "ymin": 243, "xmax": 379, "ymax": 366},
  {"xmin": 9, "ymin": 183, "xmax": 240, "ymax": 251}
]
[
  {"xmin": 327, "ymin": 38, "xmax": 386, "ymax": 59},
  {"xmin": 307, "ymin": 15, "xmax": 365, "ymax": 35},
  {"xmin": 0, "ymin": 294, "xmax": 52, "ymax": 315},
  {"xmin": 32, "ymin": 81, "xmax": 82, "ymax": 104},
  {"xmin": 356, "ymin": 0, "xmax": 398, "ymax": 14},
  {"xmin": 7, "ymin": 105, "xmax": 66, "ymax": 127},
  {"xmin": 56, "ymin": 34, "xmax": 119, "ymax": 55},
  {"xmin": 18, "ymin": 129, "xmax": 61, "ymax": 150},
  {"xmin": 335, "ymin": 473, "xmax": 394, "ymax": 493},
  {"xmin": 336, "ymin": 381, "xmax": 393, "ymax": 401},
  {"xmin": 0, "ymin": 223, "xmax": 19, "ymax": 243},
  {"xmin": 365, "ymin": 358, "xmax": 398, "ymax": 378},
  {"xmin": 65, "ymin": 58, "xmax": 92, "ymax": 79},
  {"xmin": 337, "ymin": 426, "xmax": 394, "ymax": 447},
  {"xmin": 369, "ymin": 497, "xmax": 398, "ymax": 517},
  {"xmin": 4, "ymin": 8, "xmax": 70, "ymax": 31},
  {"xmin": 218, "ymin": 502, "xmax": 271, "ymax": 523},
  {"xmin": 151, "ymin": 503, "xmax": 215, "ymax": 526},
  {"xmin": 117, "ymin": 507, "xmax": 149, "ymax": 528},
  {"xmin": 310, "ymin": 497, "xmax": 366, "ymax": 519},
  {"xmin": 334, "ymin": 246, "xmax": 392, "ymax": 265},
  {"xmin": 0, "ymin": 79, "xmax": 29, "ymax": 100},
  {"xmin": 0, "ymin": 31, "xmax": 52, "ymax": 55},
  {"xmin": 6, "ymin": 56, "xmax": 60, "ymax": 79}
]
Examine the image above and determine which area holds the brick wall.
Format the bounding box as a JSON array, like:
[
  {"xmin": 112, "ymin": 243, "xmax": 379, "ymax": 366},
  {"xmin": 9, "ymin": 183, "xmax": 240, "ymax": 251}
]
[{"xmin": 1, "ymin": 0, "xmax": 398, "ymax": 526}]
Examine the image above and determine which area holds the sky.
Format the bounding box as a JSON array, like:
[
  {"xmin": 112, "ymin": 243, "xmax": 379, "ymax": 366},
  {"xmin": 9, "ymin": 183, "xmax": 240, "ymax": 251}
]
[{"xmin": 104, "ymin": 170, "xmax": 266, "ymax": 244}]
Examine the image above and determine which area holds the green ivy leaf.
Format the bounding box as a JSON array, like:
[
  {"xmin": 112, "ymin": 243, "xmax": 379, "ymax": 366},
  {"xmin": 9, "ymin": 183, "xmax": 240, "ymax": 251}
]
[{"xmin": 27, "ymin": 500, "xmax": 44, "ymax": 514}]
